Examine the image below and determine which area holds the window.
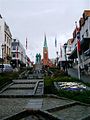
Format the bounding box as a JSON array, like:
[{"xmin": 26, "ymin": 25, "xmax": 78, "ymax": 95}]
[
  {"xmin": 4, "ymin": 44, "xmax": 6, "ymax": 54},
  {"xmin": 5, "ymin": 34, "xmax": 6, "ymax": 41},
  {"xmin": 9, "ymin": 39, "xmax": 10, "ymax": 45},
  {"xmin": 82, "ymin": 35, "xmax": 84, "ymax": 39},
  {"xmin": 86, "ymin": 29, "xmax": 88, "ymax": 37},
  {"xmin": 11, "ymin": 42, "xmax": 19, "ymax": 46},
  {"xmin": 13, "ymin": 46, "xmax": 16, "ymax": 50},
  {"xmin": 12, "ymin": 53, "xmax": 15, "ymax": 57},
  {"xmin": 7, "ymin": 46, "xmax": 8, "ymax": 54},
  {"xmin": 9, "ymin": 48, "xmax": 10, "ymax": 55},
  {"xmin": 7, "ymin": 37, "xmax": 9, "ymax": 43},
  {"xmin": 68, "ymin": 46, "xmax": 71, "ymax": 51},
  {"xmin": 0, "ymin": 65, "xmax": 4, "ymax": 68}
]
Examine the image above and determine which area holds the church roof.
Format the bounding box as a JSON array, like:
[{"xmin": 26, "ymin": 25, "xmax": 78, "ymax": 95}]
[{"xmin": 44, "ymin": 34, "xmax": 47, "ymax": 48}]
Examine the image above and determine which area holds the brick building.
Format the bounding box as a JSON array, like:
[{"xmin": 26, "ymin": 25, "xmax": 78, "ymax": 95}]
[{"xmin": 42, "ymin": 35, "xmax": 53, "ymax": 67}]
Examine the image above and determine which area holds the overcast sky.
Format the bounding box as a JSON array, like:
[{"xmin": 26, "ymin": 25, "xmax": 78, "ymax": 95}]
[{"xmin": 0, "ymin": 0, "xmax": 89, "ymax": 62}]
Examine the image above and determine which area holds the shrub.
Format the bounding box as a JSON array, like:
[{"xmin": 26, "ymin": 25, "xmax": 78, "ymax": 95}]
[
  {"xmin": 0, "ymin": 71, "xmax": 19, "ymax": 89},
  {"xmin": 44, "ymin": 75, "xmax": 90, "ymax": 104},
  {"xmin": 58, "ymin": 89, "xmax": 90, "ymax": 104},
  {"xmin": 44, "ymin": 76, "xmax": 57, "ymax": 94},
  {"xmin": 54, "ymin": 76, "xmax": 79, "ymax": 82}
]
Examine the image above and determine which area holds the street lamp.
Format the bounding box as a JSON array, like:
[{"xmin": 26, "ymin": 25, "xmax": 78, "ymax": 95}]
[
  {"xmin": 63, "ymin": 43, "xmax": 68, "ymax": 74},
  {"xmin": 1, "ymin": 44, "xmax": 5, "ymax": 73}
]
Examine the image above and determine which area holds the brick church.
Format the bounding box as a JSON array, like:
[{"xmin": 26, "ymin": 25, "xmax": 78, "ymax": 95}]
[{"xmin": 42, "ymin": 35, "xmax": 54, "ymax": 67}]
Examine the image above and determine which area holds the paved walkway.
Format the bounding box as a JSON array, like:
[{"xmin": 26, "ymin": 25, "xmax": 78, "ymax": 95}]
[
  {"xmin": 68, "ymin": 68, "xmax": 90, "ymax": 83},
  {"xmin": 1, "ymin": 69, "xmax": 90, "ymax": 120},
  {"xmin": 25, "ymin": 98, "xmax": 43, "ymax": 110},
  {"xmin": 1, "ymin": 96, "xmax": 90, "ymax": 120}
]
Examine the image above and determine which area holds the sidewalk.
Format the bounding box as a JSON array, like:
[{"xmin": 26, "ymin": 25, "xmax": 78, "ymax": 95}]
[{"xmin": 68, "ymin": 68, "xmax": 90, "ymax": 83}]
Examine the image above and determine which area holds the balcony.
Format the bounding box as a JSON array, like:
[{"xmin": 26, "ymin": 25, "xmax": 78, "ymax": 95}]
[{"xmin": 68, "ymin": 38, "xmax": 90, "ymax": 59}]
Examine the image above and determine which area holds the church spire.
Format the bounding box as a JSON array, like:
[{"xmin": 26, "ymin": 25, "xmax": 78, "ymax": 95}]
[{"xmin": 44, "ymin": 34, "xmax": 47, "ymax": 48}]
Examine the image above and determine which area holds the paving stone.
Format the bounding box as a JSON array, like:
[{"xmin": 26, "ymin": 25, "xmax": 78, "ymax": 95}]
[
  {"xmin": 0, "ymin": 96, "xmax": 90, "ymax": 120},
  {"xmin": 0, "ymin": 98, "xmax": 30, "ymax": 119},
  {"xmin": 25, "ymin": 99, "xmax": 43, "ymax": 110},
  {"xmin": 51, "ymin": 105, "xmax": 90, "ymax": 120},
  {"xmin": 41, "ymin": 97, "xmax": 74, "ymax": 111}
]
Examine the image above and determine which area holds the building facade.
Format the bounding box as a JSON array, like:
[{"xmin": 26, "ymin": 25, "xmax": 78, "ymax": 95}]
[
  {"xmin": 68, "ymin": 10, "xmax": 90, "ymax": 73},
  {"xmin": 11, "ymin": 38, "xmax": 26, "ymax": 68},
  {"xmin": 26, "ymin": 55, "xmax": 33, "ymax": 67},
  {"xmin": 0, "ymin": 14, "xmax": 12, "ymax": 64}
]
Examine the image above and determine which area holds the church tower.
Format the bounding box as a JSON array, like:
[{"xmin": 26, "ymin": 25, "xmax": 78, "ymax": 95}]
[{"xmin": 43, "ymin": 35, "xmax": 48, "ymax": 65}]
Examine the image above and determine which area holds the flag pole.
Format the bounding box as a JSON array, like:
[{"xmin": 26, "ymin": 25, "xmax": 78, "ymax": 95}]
[
  {"xmin": 77, "ymin": 45, "xmax": 81, "ymax": 80},
  {"xmin": 26, "ymin": 37, "xmax": 27, "ymax": 67},
  {"xmin": 55, "ymin": 37, "xmax": 58, "ymax": 66},
  {"xmin": 59, "ymin": 43, "xmax": 62, "ymax": 70},
  {"xmin": 26, "ymin": 37, "xmax": 27, "ymax": 50},
  {"xmin": 75, "ymin": 21, "xmax": 81, "ymax": 80},
  {"xmin": 16, "ymin": 46, "xmax": 18, "ymax": 68}
]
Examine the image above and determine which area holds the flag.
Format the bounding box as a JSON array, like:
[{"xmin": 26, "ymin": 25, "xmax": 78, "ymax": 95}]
[
  {"xmin": 75, "ymin": 22, "xmax": 81, "ymax": 52},
  {"xmin": 75, "ymin": 21, "xmax": 81, "ymax": 80},
  {"xmin": 55, "ymin": 38, "xmax": 57, "ymax": 47},
  {"xmin": 26, "ymin": 37, "xmax": 27, "ymax": 49},
  {"xmin": 77, "ymin": 32, "xmax": 80, "ymax": 52}
]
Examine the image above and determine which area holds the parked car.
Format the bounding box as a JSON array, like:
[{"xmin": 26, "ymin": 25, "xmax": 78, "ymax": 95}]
[{"xmin": 0, "ymin": 64, "xmax": 13, "ymax": 73}]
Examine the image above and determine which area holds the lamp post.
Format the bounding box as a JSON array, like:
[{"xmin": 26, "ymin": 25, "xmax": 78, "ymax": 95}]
[
  {"xmin": 1, "ymin": 44, "xmax": 5, "ymax": 73},
  {"xmin": 63, "ymin": 43, "xmax": 68, "ymax": 74}
]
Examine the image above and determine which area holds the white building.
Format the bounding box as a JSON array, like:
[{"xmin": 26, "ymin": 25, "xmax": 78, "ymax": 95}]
[
  {"xmin": 11, "ymin": 38, "xmax": 26, "ymax": 68},
  {"xmin": 79, "ymin": 10, "xmax": 90, "ymax": 68},
  {"xmin": 59, "ymin": 45, "xmax": 66, "ymax": 61},
  {"xmin": 68, "ymin": 10, "xmax": 90, "ymax": 73},
  {"xmin": 66, "ymin": 38, "xmax": 73, "ymax": 60},
  {"xmin": 59, "ymin": 43, "xmax": 70, "ymax": 62},
  {"xmin": 0, "ymin": 14, "xmax": 12, "ymax": 64}
]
